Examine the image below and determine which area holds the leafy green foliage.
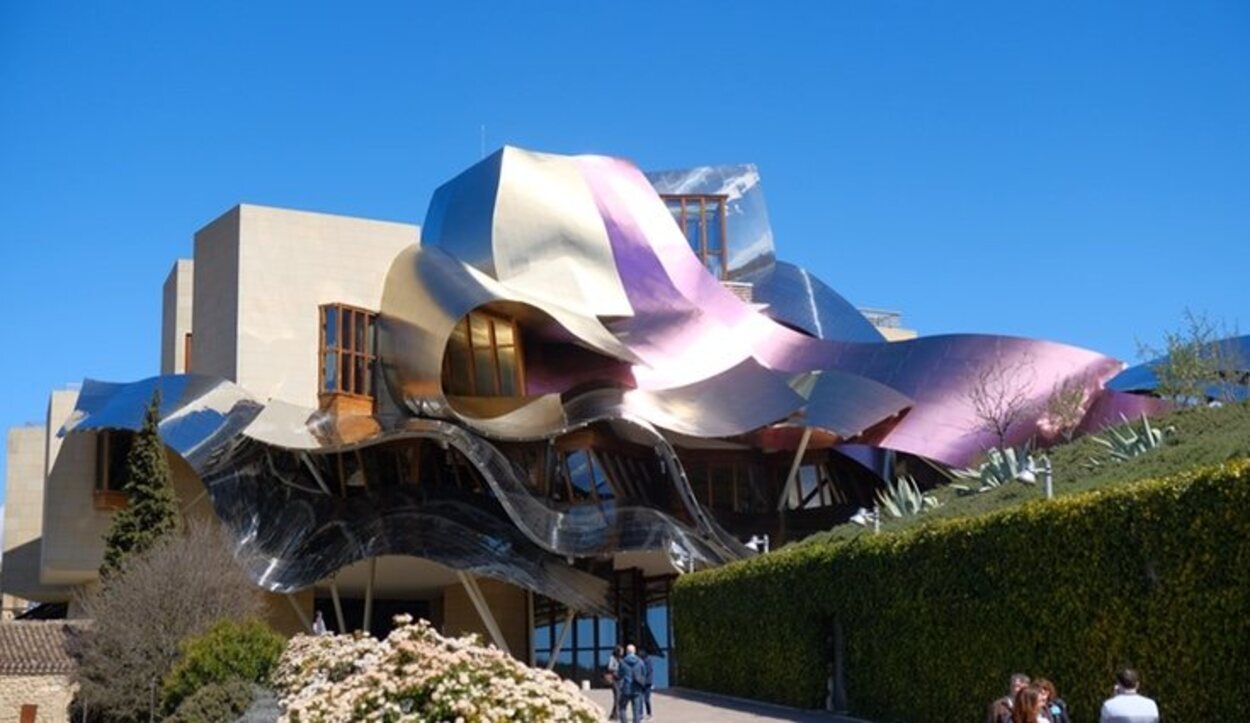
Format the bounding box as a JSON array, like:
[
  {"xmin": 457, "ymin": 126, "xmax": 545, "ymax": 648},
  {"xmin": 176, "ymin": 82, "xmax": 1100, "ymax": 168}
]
[
  {"xmin": 1139, "ymin": 308, "xmax": 1244, "ymax": 405},
  {"xmin": 875, "ymin": 476, "xmax": 940, "ymax": 518},
  {"xmin": 100, "ymin": 390, "xmax": 181, "ymax": 577},
  {"xmin": 161, "ymin": 618, "xmax": 286, "ymax": 715},
  {"xmin": 165, "ymin": 678, "xmax": 255, "ymax": 723},
  {"xmin": 673, "ymin": 460, "xmax": 1250, "ymax": 722}
]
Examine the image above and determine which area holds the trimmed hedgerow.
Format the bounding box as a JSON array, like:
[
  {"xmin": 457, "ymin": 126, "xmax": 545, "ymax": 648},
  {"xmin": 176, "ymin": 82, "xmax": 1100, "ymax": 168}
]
[{"xmin": 673, "ymin": 460, "xmax": 1250, "ymax": 723}]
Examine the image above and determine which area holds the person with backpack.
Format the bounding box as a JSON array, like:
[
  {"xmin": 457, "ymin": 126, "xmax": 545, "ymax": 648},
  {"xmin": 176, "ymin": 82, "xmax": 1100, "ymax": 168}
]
[{"xmin": 616, "ymin": 644, "xmax": 649, "ymax": 723}]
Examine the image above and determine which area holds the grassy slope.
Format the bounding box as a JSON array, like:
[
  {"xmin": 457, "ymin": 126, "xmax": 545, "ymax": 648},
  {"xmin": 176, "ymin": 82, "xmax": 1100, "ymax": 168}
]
[{"xmin": 798, "ymin": 399, "xmax": 1250, "ymax": 548}]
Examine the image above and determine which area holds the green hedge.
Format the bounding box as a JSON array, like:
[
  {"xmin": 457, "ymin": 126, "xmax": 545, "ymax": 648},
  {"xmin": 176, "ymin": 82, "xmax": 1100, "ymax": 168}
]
[{"xmin": 673, "ymin": 460, "xmax": 1250, "ymax": 722}]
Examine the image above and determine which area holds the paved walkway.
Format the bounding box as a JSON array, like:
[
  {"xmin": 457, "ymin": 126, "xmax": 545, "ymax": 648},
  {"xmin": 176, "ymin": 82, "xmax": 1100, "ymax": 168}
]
[{"xmin": 584, "ymin": 688, "xmax": 870, "ymax": 723}]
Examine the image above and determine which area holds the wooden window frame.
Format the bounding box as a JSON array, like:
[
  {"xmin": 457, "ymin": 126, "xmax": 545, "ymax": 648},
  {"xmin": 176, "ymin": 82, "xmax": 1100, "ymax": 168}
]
[
  {"xmin": 318, "ymin": 304, "xmax": 378, "ymax": 401},
  {"xmin": 661, "ymin": 193, "xmax": 729, "ymax": 279},
  {"xmin": 443, "ymin": 310, "xmax": 526, "ymax": 397}
]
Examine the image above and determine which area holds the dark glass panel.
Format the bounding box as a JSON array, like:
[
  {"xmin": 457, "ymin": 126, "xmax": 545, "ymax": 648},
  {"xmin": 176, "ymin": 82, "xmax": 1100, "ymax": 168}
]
[
  {"xmin": 492, "ymin": 318, "xmax": 514, "ymax": 346},
  {"xmin": 597, "ymin": 616, "xmax": 617, "ymax": 647},
  {"xmin": 497, "ymin": 346, "xmax": 518, "ymax": 396},
  {"xmin": 353, "ymin": 355, "xmax": 367, "ymax": 395},
  {"xmin": 469, "ymin": 312, "xmax": 491, "ymax": 348},
  {"xmin": 473, "ymin": 348, "xmax": 496, "ymax": 394},
  {"xmin": 588, "ymin": 452, "xmax": 615, "ymax": 500},
  {"xmin": 353, "ymin": 311, "xmax": 366, "ymax": 354},
  {"xmin": 705, "ymin": 254, "xmax": 724, "ymax": 279},
  {"xmin": 533, "ymin": 623, "xmax": 551, "ymax": 651},
  {"xmin": 710, "ymin": 464, "xmax": 734, "ymax": 510},
  {"xmin": 323, "ymin": 306, "xmax": 338, "ymax": 348}
]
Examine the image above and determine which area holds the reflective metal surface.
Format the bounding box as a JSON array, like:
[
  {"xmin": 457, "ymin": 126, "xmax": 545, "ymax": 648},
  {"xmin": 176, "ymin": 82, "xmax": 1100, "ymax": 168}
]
[{"xmin": 60, "ymin": 145, "xmax": 1175, "ymax": 607}]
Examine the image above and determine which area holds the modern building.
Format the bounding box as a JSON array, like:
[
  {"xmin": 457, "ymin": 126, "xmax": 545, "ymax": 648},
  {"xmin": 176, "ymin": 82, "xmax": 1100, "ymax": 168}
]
[{"xmin": 1, "ymin": 147, "xmax": 1158, "ymax": 688}]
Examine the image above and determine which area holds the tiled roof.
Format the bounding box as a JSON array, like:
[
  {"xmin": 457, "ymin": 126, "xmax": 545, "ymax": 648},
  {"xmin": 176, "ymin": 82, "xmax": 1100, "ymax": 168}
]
[{"xmin": 0, "ymin": 621, "xmax": 86, "ymax": 675}]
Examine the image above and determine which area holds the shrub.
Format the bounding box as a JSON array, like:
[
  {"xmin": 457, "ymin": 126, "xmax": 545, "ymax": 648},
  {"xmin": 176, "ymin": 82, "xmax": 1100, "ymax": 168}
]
[
  {"xmin": 165, "ymin": 678, "xmax": 255, "ymax": 723},
  {"xmin": 161, "ymin": 618, "xmax": 286, "ymax": 714},
  {"xmin": 273, "ymin": 615, "xmax": 602, "ymax": 722},
  {"xmin": 72, "ymin": 521, "xmax": 264, "ymax": 722},
  {"xmin": 673, "ymin": 459, "xmax": 1250, "ymax": 722}
]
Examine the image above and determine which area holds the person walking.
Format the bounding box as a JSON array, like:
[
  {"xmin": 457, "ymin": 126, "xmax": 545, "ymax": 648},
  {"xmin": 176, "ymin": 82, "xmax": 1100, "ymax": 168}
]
[
  {"xmin": 1099, "ymin": 669, "xmax": 1159, "ymax": 723},
  {"xmin": 640, "ymin": 649, "xmax": 655, "ymax": 719},
  {"xmin": 606, "ymin": 646, "xmax": 623, "ymax": 720},
  {"xmin": 616, "ymin": 644, "xmax": 649, "ymax": 723},
  {"xmin": 987, "ymin": 673, "xmax": 1031, "ymax": 723}
]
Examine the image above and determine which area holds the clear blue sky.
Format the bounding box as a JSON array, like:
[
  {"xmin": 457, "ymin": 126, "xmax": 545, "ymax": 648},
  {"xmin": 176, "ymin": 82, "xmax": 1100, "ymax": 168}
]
[{"xmin": 1, "ymin": 1, "xmax": 1247, "ymax": 500}]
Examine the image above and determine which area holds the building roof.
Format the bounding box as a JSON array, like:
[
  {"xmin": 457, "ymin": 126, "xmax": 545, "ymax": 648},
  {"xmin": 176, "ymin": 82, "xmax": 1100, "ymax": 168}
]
[{"xmin": 0, "ymin": 620, "xmax": 85, "ymax": 675}]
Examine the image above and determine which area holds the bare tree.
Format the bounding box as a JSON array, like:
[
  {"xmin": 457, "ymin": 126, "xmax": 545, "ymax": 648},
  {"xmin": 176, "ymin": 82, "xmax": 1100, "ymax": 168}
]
[
  {"xmin": 73, "ymin": 521, "xmax": 263, "ymax": 722},
  {"xmin": 967, "ymin": 354, "xmax": 1038, "ymax": 451},
  {"xmin": 1139, "ymin": 309, "xmax": 1245, "ymax": 406},
  {"xmin": 1042, "ymin": 373, "xmax": 1091, "ymax": 442}
]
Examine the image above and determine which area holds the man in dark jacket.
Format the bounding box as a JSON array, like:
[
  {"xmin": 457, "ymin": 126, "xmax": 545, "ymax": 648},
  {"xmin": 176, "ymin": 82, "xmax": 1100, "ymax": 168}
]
[
  {"xmin": 986, "ymin": 673, "xmax": 1030, "ymax": 723},
  {"xmin": 617, "ymin": 644, "xmax": 648, "ymax": 723}
]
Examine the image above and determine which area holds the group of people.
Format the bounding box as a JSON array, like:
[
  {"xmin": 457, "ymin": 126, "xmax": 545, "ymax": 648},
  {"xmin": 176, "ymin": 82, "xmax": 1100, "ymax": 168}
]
[
  {"xmin": 987, "ymin": 669, "xmax": 1160, "ymax": 723},
  {"xmin": 605, "ymin": 644, "xmax": 654, "ymax": 723}
]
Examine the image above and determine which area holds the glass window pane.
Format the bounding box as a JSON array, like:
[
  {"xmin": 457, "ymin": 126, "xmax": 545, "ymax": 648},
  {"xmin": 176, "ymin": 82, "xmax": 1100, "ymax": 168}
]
[
  {"xmin": 533, "ymin": 623, "xmax": 551, "ymax": 652},
  {"xmin": 576, "ymin": 650, "xmax": 594, "ymax": 680},
  {"xmin": 565, "ymin": 451, "xmax": 594, "ymax": 499},
  {"xmin": 445, "ymin": 338, "xmax": 472, "ymax": 396},
  {"xmin": 666, "ymin": 199, "xmax": 682, "ymax": 228},
  {"xmin": 364, "ymin": 314, "xmax": 375, "ymax": 357},
  {"xmin": 576, "ymin": 617, "xmax": 594, "ymax": 648},
  {"xmin": 469, "ymin": 313, "xmax": 491, "ymax": 348},
  {"xmin": 649, "ymin": 654, "xmax": 669, "ymax": 689},
  {"xmin": 353, "ymin": 355, "xmax": 367, "ymax": 395},
  {"xmin": 354, "ymin": 311, "xmax": 366, "ymax": 353},
  {"xmin": 589, "ymin": 453, "xmax": 615, "ymax": 500},
  {"xmin": 493, "ymin": 318, "xmax": 514, "ymax": 346},
  {"xmin": 473, "ymin": 348, "xmax": 496, "ymax": 394},
  {"xmin": 683, "ymin": 201, "xmax": 701, "ymax": 254},
  {"xmin": 706, "ymin": 200, "xmax": 723, "ymax": 251},
  {"xmin": 597, "ymin": 617, "xmax": 616, "ymax": 647},
  {"xmin": 646, "ymin": 603, "xmax": 669, "ymax": 647},
  {"xmin": 497, "ymin": 346, "xmax": 518, "ymax": 396},
  {"xmin": 323, "ymin": 352, "xmax": 338, "ymax": 392},
  {"xmin": 711, "ymin": 465, "xmax": 734, "ymax": 510},
  {"xmin": 323, "ymin": 307, "xmax": 338, "ymax": 348}
]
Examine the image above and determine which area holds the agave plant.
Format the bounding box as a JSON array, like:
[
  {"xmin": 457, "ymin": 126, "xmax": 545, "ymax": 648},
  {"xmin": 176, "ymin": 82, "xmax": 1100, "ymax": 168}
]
[
  {"xmin": 875, "ymin": 475, "xmax": 942, "ymax": 519},
  {"xmin": 1089, "ymin": 413, "xmax": 1175, "ymax": 463},
  {"xmin": 951, "ymin": 446, "xmax": 1048, "ymax": 495}
]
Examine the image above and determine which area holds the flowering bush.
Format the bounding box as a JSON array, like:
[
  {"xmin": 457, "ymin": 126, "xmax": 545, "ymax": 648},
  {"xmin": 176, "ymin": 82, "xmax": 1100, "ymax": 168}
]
[{"xmin": 273, "ymin": 615, "xmax": 602, "ymax": 722}]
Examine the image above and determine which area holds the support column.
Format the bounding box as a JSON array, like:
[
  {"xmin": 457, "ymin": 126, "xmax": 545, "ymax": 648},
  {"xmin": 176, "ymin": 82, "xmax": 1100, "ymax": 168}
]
[
  {"xmin": 362, "ymin": 557, "xmax": 377, "ymax": 634},
  {"xmin": 456, "ymin": 571, "xmax": 512, "ymax": 655},
  {"xmin": 330, "ymin": 575, "xmax": 347, "ymax": 634},
  {"xmin": 546, "ymin": 607, "xmax": 576, "ymax": 671},
  {"xmin": 285, "ymin": 594, "xmax": 312, "ymax": 633},
  {"xmin": 777, "ymin": 427, "xmax": 813, "ymax": 511}
]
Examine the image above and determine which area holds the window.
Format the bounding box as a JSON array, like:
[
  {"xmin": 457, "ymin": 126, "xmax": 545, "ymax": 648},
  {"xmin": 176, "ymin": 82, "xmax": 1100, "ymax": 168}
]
[
  {"xmin": 94, "ymin": 430, "xmax": 133, "ymax": 510},
  {"xmin": 661, "ymin": 194, "xmax": 728, "ymax": 279},
  {"xmin": 442, "ymin": 310, "xmax": 524, "ymax": 396},
  {"xmin": 320, "ymin": 304, "xmax": 377, "ymax": 398},
  {"xmin": 183, "ymin": 333, "xmax": 193, "ymax": 372}
]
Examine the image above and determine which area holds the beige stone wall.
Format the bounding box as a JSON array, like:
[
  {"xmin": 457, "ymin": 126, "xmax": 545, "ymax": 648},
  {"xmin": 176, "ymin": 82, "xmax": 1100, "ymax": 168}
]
[
  {"xmin": 39, "ymin": 390, "xmax": 105, "ymax": 588},
  {"xmin": 2, "ymin": 427, "xmax": 48, "ymax": 600},
  {"xmin": 441, "ymin": 578, "xmax": 529, "ymax": 659},
  {"xmin": 160, "ymin": 259, "xmax": 194, "ymax": 374},
  {"xmin": 0, "ymin": 674, "xmax": 74, "ymax": 723},
  {"xmin": 39, "ymin": 392, "xmax": 209, "ymax": 588},
  {"xmin": 233, "ymin": 204, "xmax": 418, "ymax": 408},
  {"xmin": 191, "ymin": 208, "xmax": 241, "ymax": 383}
]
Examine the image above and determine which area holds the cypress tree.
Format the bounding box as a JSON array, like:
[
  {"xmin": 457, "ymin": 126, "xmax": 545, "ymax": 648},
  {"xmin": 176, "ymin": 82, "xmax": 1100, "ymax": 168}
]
[{"xmin": 99, "ymin": 389, "xmax": 182, "ymax": 577}]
